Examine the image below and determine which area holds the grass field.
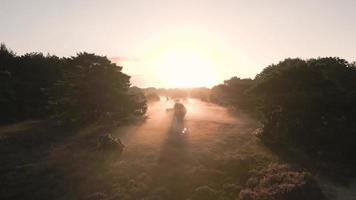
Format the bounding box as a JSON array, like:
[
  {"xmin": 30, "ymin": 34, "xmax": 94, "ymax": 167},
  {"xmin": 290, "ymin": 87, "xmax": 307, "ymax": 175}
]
[{"xmin": 1, "ymin": 99, "xmax": 353, "ymax": 200}]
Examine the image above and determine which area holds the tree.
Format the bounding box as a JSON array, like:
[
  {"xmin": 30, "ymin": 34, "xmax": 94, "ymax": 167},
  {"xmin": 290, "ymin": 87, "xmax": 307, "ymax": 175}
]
[
  {"xmin": 50, "ymin": 53, "xmax": 146, "ymax": 125},
  {"xmin": 0, "ymin": 44, "xmax": 63, "ymax": 123},
  {"xmin": 210, "ymin": 77, "xmax": 254, "ymax": 110},
  {"xmin": 211, "ymin": 57, "xmax": 356, "ymax": 165},
  {"xmin": 0, "ymin": 44, "xmax": 146, "ymax": 125},
  {"xmin": 251, "ymin": 58, "xmax": 356, "ymax": 163}
]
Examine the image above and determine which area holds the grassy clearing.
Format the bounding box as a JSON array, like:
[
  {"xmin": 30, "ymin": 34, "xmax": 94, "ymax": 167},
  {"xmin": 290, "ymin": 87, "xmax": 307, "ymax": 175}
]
[{"xmin": 0, "ymin": 102, "xmax": 326, "ymax": 200}]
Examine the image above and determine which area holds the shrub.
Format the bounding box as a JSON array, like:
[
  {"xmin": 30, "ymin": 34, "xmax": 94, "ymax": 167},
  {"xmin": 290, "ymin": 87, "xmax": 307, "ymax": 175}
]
[
  {"xmin": 252, "ymin": 58, "xmax": 356, "ymax": 164},
  {"xmin": 239, "ymin": 164, "xmax": 324, "ymax": 200},
  {"xmin": 97, "ymin": 134, "xmax": 124, "ymax": 151}
]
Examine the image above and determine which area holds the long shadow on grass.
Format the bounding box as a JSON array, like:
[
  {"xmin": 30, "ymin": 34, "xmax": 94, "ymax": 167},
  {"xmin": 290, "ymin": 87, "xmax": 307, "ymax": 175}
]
[{"xmin": 152, "ymin": 118, "xmax": 190, "ymax": 199}]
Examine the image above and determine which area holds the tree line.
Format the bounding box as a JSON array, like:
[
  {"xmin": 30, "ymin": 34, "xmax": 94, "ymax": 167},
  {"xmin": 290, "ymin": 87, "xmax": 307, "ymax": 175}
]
[
  {"xmin": 210, "ymin": 57, "xmax": 356, "ymax": 166},
  {"xmin": 0, "ymin": 44, "xmax": 146, "ymax": 126},
  {"xmin": 2, "ymin": 42, "xmax": 356, "ymax": 166}
]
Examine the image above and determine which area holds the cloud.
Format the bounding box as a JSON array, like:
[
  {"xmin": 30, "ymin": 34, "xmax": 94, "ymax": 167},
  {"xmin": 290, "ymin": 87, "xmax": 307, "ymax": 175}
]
[{"xmin": 110, "ymin": 56, "xmax": 140, "ymax": 65}]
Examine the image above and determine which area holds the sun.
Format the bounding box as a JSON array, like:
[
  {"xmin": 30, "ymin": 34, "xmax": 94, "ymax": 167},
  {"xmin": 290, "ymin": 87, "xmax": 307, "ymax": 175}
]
[
  {"xmin": 129, "ymin": 29, "xmax": 243, "ymax": 88},
  {"xmin": 150, "ymin": 47, "xmax": 219, "ymax": 88}
]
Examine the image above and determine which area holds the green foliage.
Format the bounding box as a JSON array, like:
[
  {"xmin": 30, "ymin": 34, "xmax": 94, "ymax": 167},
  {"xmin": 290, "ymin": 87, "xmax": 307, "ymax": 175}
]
[
  {"xmin": 252, "ymin": 58, "xmax": 356, "ymax": 162},
  {"xmin": 212, "ymin": 58, "xmax": 356, "ymax": 165},
  {"xmin": 50, "ymin": 53, "xmax": 146, "ymax": 125},
  {"xmin": 0, "ymin": 44, "xmax": 147, "ymax": 125},
  {"xmin": 210, "ymin": 77, "xmax": 255, "ymax": 112},
  {"xmin": 0, "ymin": 44, "xmax": 63, "ymax": 122}
]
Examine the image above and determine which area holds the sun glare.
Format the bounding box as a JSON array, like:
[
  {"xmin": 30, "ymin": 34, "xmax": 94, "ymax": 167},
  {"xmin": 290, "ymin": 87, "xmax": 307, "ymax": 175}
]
[
  {"xmin": 127, "ymin": 29, "xmax": 252, "ymax": 88},
  {"xmin": 150, "ymin": 47, "xmax": 219, "ymax": 88}
]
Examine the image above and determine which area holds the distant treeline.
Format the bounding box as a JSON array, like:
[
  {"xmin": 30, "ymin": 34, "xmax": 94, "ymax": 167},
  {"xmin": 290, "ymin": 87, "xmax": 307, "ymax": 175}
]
[
  {"xmin": 210, "ymin": 58, "xmax": 356, "ymax": 166},
  {"xmin": 0, "ymin": 44, "xmax": 146, "ymax": 125},
  {"xmin": 143, "ymin": 87, "xmax": 210, "ymax": 101}
]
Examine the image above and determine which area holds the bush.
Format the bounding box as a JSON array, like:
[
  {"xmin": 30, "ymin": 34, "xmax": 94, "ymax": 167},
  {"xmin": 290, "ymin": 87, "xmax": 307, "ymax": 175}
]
[
  {"xmin": 212, "ymin": 58, "xmax": 356, "ymax": 166},
  {"xmin": 239, "ymin": 164, "xmax": 324, "ymax": 200},
  {"xmin": 252, "ymin": 58, "xmax": 356, "ymax": 164},
  {"xmin": 97, "ymin": 134, "xmax": 124, "ymax": 151},
  {"xmin": 210, "ymin": 77, "xmax": 255, "ymax": 112}
]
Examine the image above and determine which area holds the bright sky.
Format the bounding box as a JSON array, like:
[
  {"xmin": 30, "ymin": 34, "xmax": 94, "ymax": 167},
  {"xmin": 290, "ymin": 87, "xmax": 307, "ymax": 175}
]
[{"xmin": 1, "ymin": 0, "xmax": 356, "ymax": 88}]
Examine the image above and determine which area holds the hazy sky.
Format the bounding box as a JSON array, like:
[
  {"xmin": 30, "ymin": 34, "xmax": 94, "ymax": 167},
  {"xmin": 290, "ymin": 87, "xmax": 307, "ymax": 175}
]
[{"xmin": 1, "ymin": 0, "xmax": 356, "ymax": 87}]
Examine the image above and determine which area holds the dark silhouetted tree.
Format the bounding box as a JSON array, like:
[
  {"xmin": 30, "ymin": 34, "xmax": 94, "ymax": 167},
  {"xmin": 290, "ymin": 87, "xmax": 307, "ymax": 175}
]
[
  {"xmin": 251, "ymin": 58, "xmax": 356, "ymax": 163},
  {"xmin": 0, "ymin": 44, "xmax": 146, "ymax": 125},
  {"xmin": 50, "ymin": 53, "xmax": 146, "ymax": 125}
]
